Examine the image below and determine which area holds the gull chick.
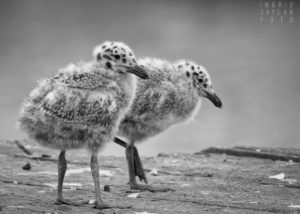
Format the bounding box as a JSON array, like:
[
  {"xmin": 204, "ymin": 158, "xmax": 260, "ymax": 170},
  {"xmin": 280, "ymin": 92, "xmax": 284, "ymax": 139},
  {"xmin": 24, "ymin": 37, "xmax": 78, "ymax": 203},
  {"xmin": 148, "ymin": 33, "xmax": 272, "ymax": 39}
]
[
  {"xmin": 19, "ymin": 41, "xmax": 148, "ymax": 209},
  {"xmin": 113, "ymin": 58, "xmax": 222, "ymax": 191}
]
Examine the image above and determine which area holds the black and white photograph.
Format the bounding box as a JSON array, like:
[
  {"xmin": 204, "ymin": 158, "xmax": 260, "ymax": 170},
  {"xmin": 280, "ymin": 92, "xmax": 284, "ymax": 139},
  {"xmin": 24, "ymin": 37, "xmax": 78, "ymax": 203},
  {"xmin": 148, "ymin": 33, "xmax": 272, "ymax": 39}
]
[{"xmin": 0, "ymin": 0, "xmax": 299, "ymax": 213}]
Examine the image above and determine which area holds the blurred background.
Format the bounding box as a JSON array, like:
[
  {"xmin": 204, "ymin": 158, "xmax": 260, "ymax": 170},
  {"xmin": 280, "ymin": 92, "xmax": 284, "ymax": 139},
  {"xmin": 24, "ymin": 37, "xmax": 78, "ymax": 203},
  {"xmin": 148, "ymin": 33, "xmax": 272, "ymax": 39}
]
[{"xmin": 0, "ymin": 0, "xmax": 299, "ymax": 156}]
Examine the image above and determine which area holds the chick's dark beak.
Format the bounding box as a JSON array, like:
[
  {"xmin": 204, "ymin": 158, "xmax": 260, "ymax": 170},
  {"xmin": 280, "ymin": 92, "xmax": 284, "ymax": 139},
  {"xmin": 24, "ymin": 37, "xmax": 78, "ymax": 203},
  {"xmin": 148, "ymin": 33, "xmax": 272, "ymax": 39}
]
[
  {"xmin": 204, "ymin": 89, "xmax": 222, "ymax": 108},
  {"xmin": 123, "ymin": 65, "xmax": 149, "ymax": 79}
]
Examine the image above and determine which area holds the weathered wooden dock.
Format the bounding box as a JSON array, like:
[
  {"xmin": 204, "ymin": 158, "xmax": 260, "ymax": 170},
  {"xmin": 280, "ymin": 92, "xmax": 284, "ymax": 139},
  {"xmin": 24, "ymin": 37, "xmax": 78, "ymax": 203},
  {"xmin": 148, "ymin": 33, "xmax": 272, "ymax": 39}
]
[{"xmin": 0, "ymin": 140, "xmax": 299, "ymax": 214}]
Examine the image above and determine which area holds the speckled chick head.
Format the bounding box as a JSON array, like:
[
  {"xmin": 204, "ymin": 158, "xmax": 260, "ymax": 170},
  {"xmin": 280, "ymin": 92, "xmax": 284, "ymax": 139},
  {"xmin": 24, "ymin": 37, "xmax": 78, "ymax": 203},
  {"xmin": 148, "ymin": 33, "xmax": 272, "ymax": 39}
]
[
  {"xmin": 93, "ymin": 41, "xmax": 148, "ymax": 79},
  {"xmin": 174, "ymin": 60, "xmax": 222, "ymax": 108}
]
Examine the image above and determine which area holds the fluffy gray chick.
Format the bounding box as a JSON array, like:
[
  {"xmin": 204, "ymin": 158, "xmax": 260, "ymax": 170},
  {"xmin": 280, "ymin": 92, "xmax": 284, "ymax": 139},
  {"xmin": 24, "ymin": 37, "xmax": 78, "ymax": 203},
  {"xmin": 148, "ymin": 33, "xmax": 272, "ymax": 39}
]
[
  {"xmin": 115, "ymin": 58, "xmax": 222, "ymax": 191},
  {"xmin": 19, "ymin": 41, "xmax": 148, "ymax": 209}
]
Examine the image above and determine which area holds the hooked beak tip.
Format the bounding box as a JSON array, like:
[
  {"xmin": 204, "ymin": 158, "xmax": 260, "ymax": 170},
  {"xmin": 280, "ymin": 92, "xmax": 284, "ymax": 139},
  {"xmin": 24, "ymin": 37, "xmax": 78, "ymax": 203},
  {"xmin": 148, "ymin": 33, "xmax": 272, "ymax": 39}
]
[{"xmin": 205, "ymin": 91, "xmax": 222, "ymax": 109}]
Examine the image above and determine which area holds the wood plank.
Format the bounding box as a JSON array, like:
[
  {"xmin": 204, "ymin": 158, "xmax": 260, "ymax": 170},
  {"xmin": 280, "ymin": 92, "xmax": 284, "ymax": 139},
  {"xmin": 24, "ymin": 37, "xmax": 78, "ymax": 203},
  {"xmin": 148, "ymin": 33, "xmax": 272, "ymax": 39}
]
[
  {"xmin": 0, "ymin": 140, "xmax": 299, "ymax": 213},
  {"xmin": 197, "ymin": 147, "xmax": 300, "ymax": 162}
]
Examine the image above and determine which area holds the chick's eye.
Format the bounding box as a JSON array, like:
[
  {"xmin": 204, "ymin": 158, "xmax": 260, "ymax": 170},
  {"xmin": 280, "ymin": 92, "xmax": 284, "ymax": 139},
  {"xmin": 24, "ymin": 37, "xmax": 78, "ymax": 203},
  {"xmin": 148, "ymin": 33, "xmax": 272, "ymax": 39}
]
[{"xmin": 114, "ymin": 55, "xmax": 120, "ymax": 59}]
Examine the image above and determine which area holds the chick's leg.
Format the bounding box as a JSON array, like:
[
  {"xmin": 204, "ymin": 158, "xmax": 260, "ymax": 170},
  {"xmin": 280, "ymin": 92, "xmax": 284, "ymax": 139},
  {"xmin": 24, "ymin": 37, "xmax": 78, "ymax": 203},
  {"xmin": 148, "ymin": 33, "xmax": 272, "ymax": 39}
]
[
  {"xmin": 115, "ymin": 137, "xmax": 147, "ymax": 183},
  {"xmin": 90, "ymin": 151, "xmax": 131, "ymax": 209},
  {"xmin": 90, "ymin": 151, "xmax": 108, "ymax": 209},
  {"xmin": 125, "ymin": 142, "xmax": 172, "ymax": 192},
  {"xmin": 55, "ymin": 150, "xmax": 88, "ymax": 206},
  {"xmin": 56, "ymin": 150, "xmax": 67, "ymax": 203}
]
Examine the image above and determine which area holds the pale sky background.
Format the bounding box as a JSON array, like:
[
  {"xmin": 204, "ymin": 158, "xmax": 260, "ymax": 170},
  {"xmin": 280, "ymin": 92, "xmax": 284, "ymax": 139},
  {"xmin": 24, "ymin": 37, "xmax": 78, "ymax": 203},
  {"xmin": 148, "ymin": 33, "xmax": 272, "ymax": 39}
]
[{"xmin": 0, "ymin": 0, "xmax": 299, "ymax": 156}]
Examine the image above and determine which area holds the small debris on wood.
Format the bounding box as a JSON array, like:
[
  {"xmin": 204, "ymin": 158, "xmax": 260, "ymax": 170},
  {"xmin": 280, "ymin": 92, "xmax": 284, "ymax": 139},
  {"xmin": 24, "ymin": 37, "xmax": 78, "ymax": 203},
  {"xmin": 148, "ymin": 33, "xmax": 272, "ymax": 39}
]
[
  {"xmin": 22, "ymin": 162, "xmax": 31, "ymax": 170},
  {"xmin": 41, "ymin": 154, "xmax": 51, "ymax": 158},
  {"xmin": 88, "ymin": 199, "xmax": 95, "ymax": 204},
  {"xmin": 14, "ymin": 140, "xmax": 32, "ymax": 155},
  {"xmin": 127, "ymin": 193, "xmax": 140, "ymax": 198},
  {"xmin": 269, "ymin": 173, "xmax": 285, "ymax": 180},
  {"xmin": 150, "ymin": 169, "xmax": 158, "ymax": 176},
  {"xmin": 268, "ymin": 173, "xmax": 297, "ymax": 184},
  {"xmin": 104, "ymin": 184, "xmax": 110, "ymax": 192}
]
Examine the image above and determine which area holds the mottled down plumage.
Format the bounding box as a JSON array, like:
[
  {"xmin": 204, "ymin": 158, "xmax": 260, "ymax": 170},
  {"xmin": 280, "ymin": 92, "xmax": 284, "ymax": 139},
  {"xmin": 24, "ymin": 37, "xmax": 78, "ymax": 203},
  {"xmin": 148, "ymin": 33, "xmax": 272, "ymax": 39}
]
[
  {"xmin": 111, "ymin": 57, "xmax": 222, "ymax": 192},
  {"xmin": 19, "ymin": 41, "xmax": 150, "ymax": 208},
  {"xmin": 117, "ymin": 58, "xmax": 201, "ymax": 143},
  {"xmin": 19, "ymin": 61, "xmax": 135, "ymax": 151}
]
